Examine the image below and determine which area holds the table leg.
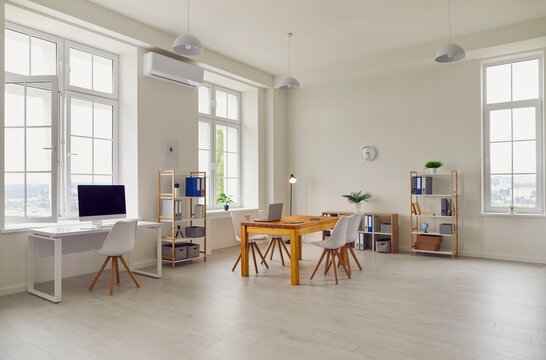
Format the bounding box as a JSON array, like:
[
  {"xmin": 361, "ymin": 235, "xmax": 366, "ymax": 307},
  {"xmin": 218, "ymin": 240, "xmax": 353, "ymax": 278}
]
[
  {"xmin": 54, "ymin": 238, "xmax": 62, "ymax": 302},
  {"xmin": 130, "ymin": 226, "xmax": 162, "ymax": 279},
  {"xmin": 290, "ymin": 230, "xmax": 300, "ymax": 285},
  {"xmin": 240, "ymin": 225, "xmax": 249, "ymax": 277},
  {"xmin": 298, "ymin": 235, "xmax": 303, "ymax": 260},
  {"xmin": 27, "ymin": 236, "xmax": 35, "ymax": 293}
]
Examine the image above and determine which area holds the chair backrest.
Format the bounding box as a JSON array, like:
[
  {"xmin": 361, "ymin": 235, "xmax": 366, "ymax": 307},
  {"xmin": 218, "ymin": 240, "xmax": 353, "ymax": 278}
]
[
  {"xmin": 100, "ymin": 220, "xmax": 138, "ymax": 255},
  {"xmin": 323, "ymin": 215, "xmax": 350, "ymax": 249},
  {"xmin": 346, "ymin": 213, "xmax": 362, "ymax": 244},
  {"xmin": 258, "ymin": 209, "xmax": 268, "ymax": 220},
  {"xmin": 230, "ymin": 211, "xmax": 247, "ymax": 242}
]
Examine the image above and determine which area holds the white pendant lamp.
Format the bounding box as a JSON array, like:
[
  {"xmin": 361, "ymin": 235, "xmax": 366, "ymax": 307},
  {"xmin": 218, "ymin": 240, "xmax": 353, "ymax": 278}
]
[
  {"xmin": 435, "ymin": 0, "xmax": 465, "ymax": 63},
  {"xmin": 173, "ymin": 0, "xmax": 203, "ymax": 56},
  {"xmin": 277, "ymin": 33, "xmax": 300, "ymax": 91}
]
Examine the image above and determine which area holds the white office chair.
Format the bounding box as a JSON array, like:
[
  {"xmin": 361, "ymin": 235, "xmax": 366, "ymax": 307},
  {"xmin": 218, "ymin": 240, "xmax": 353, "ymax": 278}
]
[
  {"xmin": 310, "ymin": 215, "xmax": 351, "ymax": 285},
  {"xmin": 258, "ymin": 209, "xmax": 291, "ymax": 266},
  {"xmin": 230, "ymin": 212, "xmax": 269, "ymax": 274},
  {"xmin": 89, "ymin": 220, "xmax": 140, "ymax": 295},
  {"xmin": 338, "ymin": 213, "xmax": 363, "ymax": 276}
]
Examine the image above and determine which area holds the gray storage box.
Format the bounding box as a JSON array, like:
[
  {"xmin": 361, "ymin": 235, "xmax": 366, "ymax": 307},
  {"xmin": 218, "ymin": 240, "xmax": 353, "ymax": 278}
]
[
  {"xmin": 380, "ymin": 223, "xmax": 391, "ymax": 233},
  {"xmin": 179, "ymin": 243, "xmax": 200, "ymax": 259},
  {"xmin": 162, "ymin": 243, "xmax": 187, "ymax": 260},
  {"xmin": 185, "ymin": 226, "xmax": 205, "ymax": 238},
  {"xmin": 376, "ymin": 239, "xmax": 391, "ymax": 253},
  {"xmin": 439, "ymin": 223, "xmax": 456, "ymax": 235}
]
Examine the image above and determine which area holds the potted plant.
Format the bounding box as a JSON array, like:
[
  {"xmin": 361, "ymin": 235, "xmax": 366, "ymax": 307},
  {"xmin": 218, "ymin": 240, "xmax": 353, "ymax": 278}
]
[
  {"xmin": 217, "ymin": 193, "xmax": 234, "ymax": 211},
  {"xmin": 425, "ymin": 161, "xmax": 443, "ymax": 175},
  {"xmin": 342, "ymin": 191, "xmax": 371, "ymax": 213},
  {"xmin": 509, "ymin": 205, "xmax": 515, "ymax": 215}
]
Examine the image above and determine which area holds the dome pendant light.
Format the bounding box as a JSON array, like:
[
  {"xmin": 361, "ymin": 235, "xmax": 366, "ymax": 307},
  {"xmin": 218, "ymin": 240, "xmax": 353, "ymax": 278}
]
[
  {"xmin": 435, "ymin": 0, "xmax": 465, "ymax": 63},
  {"xmin": 277, "ymin": 33, "xmax": 300, "ymax": 91},
  {"xmin": 173, "ymin": 0, "xmax": 203, "ymax": 56}
]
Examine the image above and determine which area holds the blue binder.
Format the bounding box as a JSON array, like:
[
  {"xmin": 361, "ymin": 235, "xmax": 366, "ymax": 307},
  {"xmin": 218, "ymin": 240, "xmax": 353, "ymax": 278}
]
[
  {"xmin": 416, "ymin": 176, "xmax": 422, "ymax": 195},
  {"xmin": 185, "ymin": 177, "xmax": 204, "ymax": 197}
]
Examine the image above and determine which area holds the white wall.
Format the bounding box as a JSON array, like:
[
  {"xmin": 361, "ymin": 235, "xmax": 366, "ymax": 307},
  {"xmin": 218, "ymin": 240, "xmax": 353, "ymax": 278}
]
[{"xmin": 286, "ymin": 54, "xmax": 546, "ymax": 263}]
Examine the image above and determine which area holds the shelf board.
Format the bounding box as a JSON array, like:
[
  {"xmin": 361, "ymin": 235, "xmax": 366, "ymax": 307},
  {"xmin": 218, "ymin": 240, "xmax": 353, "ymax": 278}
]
[
  {"xmin": 412, "ymin": 248, "xmax": 456, "ymax": 255},
  {"xmin": 411, "ymin": 231, "xmax": 455, "ymax": 237},
  {"xmin": 160, "ymin": 196, "xmax": 204, "ymax": 200},
  {"xmin": 161, "ymin": 254, "xmax": 205, "ymax": 264},
  {"xmin": 412, "ymin": 194, "xmax": 455, "ymax": 197},
  {"xmin": 415, "ymin": 215, "xmax": 453, "ymax": 218},
  {"xmin": 161, "ymin": 237, "xmax": 205, "ymax": 243},
  {"xmin": 358, "ymin": 231, "xmax": 391, "ymax": 235},
  {"xmin": 160, "ymin": 217, "xmax": 205, "ymax": 223}
]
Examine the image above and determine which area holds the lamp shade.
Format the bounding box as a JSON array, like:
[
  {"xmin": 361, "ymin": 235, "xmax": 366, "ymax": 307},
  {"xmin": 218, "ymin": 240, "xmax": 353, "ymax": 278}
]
[
  {"xmin": 277, "ymin": 76, "xmax": 300, "ymax": 91},
  {"xmin": 435, "ymin": 43, "xmax": 465, "ymax": 63},
  {"xmin": 173, "ymin": 34, "xmax": 203, "ymax": 56},
  {"xmin": 288, "ymin": 174, "xmax": 297, "ymax": 184}
]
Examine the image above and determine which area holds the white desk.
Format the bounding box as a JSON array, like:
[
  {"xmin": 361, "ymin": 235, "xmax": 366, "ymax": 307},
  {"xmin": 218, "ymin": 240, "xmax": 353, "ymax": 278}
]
[{"xmin": 27, "ymin": 221, "xmax": 161, "ymax": 303}]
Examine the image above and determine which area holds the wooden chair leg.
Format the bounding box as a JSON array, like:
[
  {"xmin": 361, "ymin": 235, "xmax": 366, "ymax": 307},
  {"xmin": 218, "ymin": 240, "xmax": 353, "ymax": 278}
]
[
  {"xmin": 277, "ymin": 240, "xmax": 285, "ymax": 266},
  {"xmin": 324, "ymin": 250, "xmax": 331, "ymax": 275},
  {"xmin": 109, "ymin": 258, "xmax": 115, "ymax": 295},
  {"xmin": 348, "ymin": 246, "xmax": 363, "ymax": 271},
  {"xmin": 280, "ymin": 239, "xmax": 291, "ymax": 259},
  {"xmin": 269, "ymin": 240, "xmax": 276, "ymax": 260},
  {"xmin": 119, "ymin": 255, "xmax": 140, "ymax": 288},
  {"xmin": 261, "ymin": 239, "xmax": 274, "ymax": 264},
  {"xmin": 250, "ymin": 243, "xmax": 259, "ymax": 274},
  {"xmin": 232, "ymin": 253, "xmax": 241, "ymax": 272},
  {"xmin": 254, "ymin": 244, "xmax": 269, "ymax": 269},
  {"xmin": 114, "ymin": 257, "xmax": 120, "ymax": 284},
  {"xmin": 336, "ymin": 250, "xmax": 351, "ymax": 279},
  {"xmin": 325, "ymin": 250, "xmax": 335, "ymax": 275},
  {"xmin": 89, "ymin": 256, "xmax": 111, "ymax": 291},
  {"xmin": 332, "ymin": 250, "xmax": 339, "ymax": 285},
  {"xmin": 310, "ymin": 249, "xmax": 327, "ymax": 280}
]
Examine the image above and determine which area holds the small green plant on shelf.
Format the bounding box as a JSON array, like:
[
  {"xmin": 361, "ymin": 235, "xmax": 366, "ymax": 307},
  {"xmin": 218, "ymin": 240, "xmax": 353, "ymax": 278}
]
[
  {"xmin": 509, "ymin": 205, "xmax": 515, "ymax": 214},
  {"xmin": 217, "ymin": 193, "xmax": 234, "ymax": 211},
  {"xmin": 424, "ymin": 161, "xmax": 443, "ymax": 174},
  {"xmin": 342, "ymin": 191, "xmax": 371, "ymax": 213}
]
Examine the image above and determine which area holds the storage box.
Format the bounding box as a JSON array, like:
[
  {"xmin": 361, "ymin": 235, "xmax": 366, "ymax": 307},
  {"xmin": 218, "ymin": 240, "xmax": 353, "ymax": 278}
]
[
  {"xmin": 376, "ymin": 239, "xmax": 391, "ymax": 253},
  {"xmin": 439, "ymin": 223, "xmax": 455, "ymax": 235},
  {"xmin": 185, "ymin": 226, "xmax": 205, "ymax": 238},
  {"xmin": 162, "ymin": 243, "xmax": 187, "ymax": 260},
  {"xmin": 179, "ymin": 242, "xmax": 200, "ymax": 259},
  {"xmin": 415, "ymin": 235, "xmax": 442, "ymax": 251},
  {"xmin": 380, "ymin": 223, "xmax": 391, "ymax": 233}
]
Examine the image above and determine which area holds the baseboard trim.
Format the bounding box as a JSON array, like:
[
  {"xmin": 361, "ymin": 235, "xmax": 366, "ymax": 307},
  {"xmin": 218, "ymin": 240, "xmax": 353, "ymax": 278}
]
[
  {"xmin": 0, "ymin": 284, "xmax": 27, "ymax": 297},
  {"xmin": 399, "ymin": 246, "xmax": 546, "ymax": 264}
]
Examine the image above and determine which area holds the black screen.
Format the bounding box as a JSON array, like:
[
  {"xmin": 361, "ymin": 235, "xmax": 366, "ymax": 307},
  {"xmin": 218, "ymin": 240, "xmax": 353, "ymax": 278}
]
[{"xmin": 77, "ymin": 185, "xmax": 126, "ymax": 217}]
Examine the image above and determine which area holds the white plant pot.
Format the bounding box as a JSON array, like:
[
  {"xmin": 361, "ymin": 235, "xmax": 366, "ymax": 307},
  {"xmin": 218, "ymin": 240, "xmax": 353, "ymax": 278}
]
[
  {"xmin": 355, "ymin": 203, "xmax": 362, "ymax": 213},
  {"xmin": 429, "ymin": 168, "xmax": 438, "ymax": 175}
]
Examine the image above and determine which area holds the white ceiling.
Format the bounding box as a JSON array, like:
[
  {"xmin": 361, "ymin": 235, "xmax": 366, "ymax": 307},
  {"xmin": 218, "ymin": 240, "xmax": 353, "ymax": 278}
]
[{"xmin": 86, "ymin": 0, "xmax": 546, "ymax": 78}]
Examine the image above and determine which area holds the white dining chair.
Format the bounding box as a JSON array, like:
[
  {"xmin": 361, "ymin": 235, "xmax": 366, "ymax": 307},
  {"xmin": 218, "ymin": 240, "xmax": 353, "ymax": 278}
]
[
  {"xmin": 338, "ymin": 213, "xmax": 363, "ymax": 276},
  {"xmin": 258, "ymin": 209, "xmax": 291, "ymax": 266},
  {"xmin": 230, "ymin": 211, "xmax": 269, "ymax": 274},
  {"xmin": 310, "ymin": 215, "xmax": 351, "ymax": 285},
  {"xmin": 89, "ymin": 220, "xmax": 140, "ymax": 296}
]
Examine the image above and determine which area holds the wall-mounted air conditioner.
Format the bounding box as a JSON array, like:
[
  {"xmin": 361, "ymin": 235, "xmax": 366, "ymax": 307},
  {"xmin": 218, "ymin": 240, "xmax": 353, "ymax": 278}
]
[{"xmin": 143, "ymin": 52, "xmax": 203, "ymax": 88}]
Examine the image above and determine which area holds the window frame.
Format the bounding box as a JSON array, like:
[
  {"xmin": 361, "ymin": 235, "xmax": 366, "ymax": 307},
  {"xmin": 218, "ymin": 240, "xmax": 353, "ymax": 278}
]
[{"xmin": 482, "ymin": 54, "xmax": 545, "ymax": 214}]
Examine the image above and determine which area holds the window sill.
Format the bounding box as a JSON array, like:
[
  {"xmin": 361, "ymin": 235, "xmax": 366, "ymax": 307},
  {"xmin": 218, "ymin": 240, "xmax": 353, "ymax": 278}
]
[
  {"xmin": 480, "ymin": 212, "xmax": 546, "ymax": 218},
  {"xmin": 206, "ymin": 207, "xmax": 258, "ymax": 219}
]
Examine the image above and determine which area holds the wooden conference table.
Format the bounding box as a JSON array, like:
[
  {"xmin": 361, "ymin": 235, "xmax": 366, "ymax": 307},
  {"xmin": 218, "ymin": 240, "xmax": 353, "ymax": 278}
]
[{"xmin": 240, "ymin": 215, "xmax": 339, "ymax": 285}]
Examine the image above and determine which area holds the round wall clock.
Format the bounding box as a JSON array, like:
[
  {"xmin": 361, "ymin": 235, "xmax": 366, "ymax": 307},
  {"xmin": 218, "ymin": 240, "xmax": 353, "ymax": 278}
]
[{"xmin": 360, "ymin": 146, "xmax": 377, "ymax": 161}]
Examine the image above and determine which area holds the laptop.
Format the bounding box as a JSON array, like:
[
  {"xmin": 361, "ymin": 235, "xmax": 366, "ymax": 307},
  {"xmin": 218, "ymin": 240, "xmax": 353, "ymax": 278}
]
[{"xmin": 254, "ymin": 203, "xmax": 283, "ymax": 222}]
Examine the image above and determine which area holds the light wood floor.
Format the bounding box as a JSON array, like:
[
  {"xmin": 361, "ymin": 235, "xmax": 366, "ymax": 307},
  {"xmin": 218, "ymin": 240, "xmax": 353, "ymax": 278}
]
[{"xmin": 1, "ymin": 244, "xmax": 545, "ymax": 360}]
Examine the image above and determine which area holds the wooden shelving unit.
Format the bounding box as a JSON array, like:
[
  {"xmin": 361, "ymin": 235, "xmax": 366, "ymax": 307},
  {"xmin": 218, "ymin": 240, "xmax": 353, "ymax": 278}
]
[
  {"xmin": 321, "ymin": 211, "xmax": 398, "ymax": 253},
  {"xmin": 410, "ymin": 170, "xmax": 458, "ymax": 259},
  {"xmin": 158, "ymin": 170, "xmax": 207, "ymax": 267}
]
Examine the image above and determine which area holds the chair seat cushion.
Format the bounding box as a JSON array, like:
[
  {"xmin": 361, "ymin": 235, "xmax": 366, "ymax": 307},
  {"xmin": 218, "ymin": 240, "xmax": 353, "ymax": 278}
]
[
  {"xmin": 311, "ymin": 237, "xmax": 341, "ymax": 250},
  {"xmin": 248, "ymin": 234, "xmax": 267, "ymax": 242}
]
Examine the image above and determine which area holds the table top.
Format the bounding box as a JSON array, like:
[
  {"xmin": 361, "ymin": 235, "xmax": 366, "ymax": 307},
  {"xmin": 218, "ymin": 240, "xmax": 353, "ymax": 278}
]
[
  {"xmin": 28, "ymin": 220, "xmax": 160, "ymax": 237},
  {"xmin": 241, "ymin": 215, "xmax": 339, "ymax": 229}
]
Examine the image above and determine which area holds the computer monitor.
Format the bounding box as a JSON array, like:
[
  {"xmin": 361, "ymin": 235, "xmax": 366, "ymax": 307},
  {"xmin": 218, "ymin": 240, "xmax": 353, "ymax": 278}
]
[{"xmin": 77, "ymin": 185, "xmax": 127, "ymax": 224}]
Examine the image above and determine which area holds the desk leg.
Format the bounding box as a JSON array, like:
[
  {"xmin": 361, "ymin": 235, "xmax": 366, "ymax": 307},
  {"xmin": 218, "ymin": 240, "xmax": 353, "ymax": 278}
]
[
  {"xmin": 298, "ymin": 235, "xmax": 303, "ymax": 260},
  {"xmin": 290, "ymin": 230, "xmax": 300, "ymax": 285},
  {"xmin": 54, "ymin": 238, "xmax": 62, "ymax": 302},
  {"xmin": 131, "ymin": 226, "xmax": 162, "ymax": 279},
  {"xmin": 27, "ymin": 235, "xmax": 62, "ymax": 303},
  {"xmin": 27, "ymin": 237, "xmax": 35, "ymax": 293},
  {"xmin": 240, "ymin": 225, "xmax": 249, "ymax": 277}
]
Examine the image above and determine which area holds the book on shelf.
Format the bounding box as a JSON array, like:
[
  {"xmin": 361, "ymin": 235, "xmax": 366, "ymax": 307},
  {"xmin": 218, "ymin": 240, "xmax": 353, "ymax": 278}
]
[{"xmin": 186, "ymin": 177, "xmax": 204, "ymax": 197}]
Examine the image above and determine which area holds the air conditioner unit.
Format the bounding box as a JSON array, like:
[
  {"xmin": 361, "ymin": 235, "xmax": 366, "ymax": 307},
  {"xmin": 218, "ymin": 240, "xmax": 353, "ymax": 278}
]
[{"xmin": 143, "ymin": 52, "xmax": 203, "ymax": 88}]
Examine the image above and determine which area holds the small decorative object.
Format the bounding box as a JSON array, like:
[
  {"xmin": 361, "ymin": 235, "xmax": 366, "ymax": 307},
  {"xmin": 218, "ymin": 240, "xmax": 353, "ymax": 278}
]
[
  {"xmin": 342, "ymin": 191, "xmax": 371, "ymax": 213},
  {"xmin": 174, "ymin": 183, "xmax": 180, "ymax": 197},
  {"xmin": 162, "ymin": 139, "xmax": 179, "ymax": 167},
  {"xmin": 424, "ymin": 161, "xmax": 443, "ymax": 175},
  {"xmin": 217, "ymin": 193, "xmax": 234, "ymax": 211},
  {"xmin": 175, "ymin": 225, "xmax": 184, "ymax": 239},
  {"xmin": 509, "ymin": 205, "xmax": 515, "ymax": 215},
  {"xmin": 360, "ymin": 145, "xmax": 377, "ymax": 161},
  {"xmin": 422, "ymin": 223, "xmax": 429, "ymax": 233}
]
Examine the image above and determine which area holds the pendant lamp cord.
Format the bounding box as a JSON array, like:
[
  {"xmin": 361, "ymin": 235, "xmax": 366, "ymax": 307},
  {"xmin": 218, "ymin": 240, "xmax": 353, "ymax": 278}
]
[
  {"xmin": 287, "ymin": 33, "xmax": 293, "ymax": 77},
  {"xmin": 187, "ymin": 0, "xmax": 190, "ymax": 34},
  {"xmin": 448, "ymin": 0, "xmax": 452, "ymax": 43}
]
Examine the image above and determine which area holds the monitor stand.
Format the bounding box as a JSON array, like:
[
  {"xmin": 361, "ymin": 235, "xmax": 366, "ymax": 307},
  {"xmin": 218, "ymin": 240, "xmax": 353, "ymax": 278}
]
[{"xmin": 80, "ymin": 220, "xmax": 107, "ymax": 230}]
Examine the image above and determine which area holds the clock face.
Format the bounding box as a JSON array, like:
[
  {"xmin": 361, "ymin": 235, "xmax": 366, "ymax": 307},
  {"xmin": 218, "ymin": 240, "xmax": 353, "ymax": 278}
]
[{"xmin": 361, "ymin": 146, "xmax": 377, "ymax": 161}]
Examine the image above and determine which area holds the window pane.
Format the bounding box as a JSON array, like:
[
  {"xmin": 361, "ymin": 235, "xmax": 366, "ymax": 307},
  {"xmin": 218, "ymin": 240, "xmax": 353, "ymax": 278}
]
[
  {"xmin": 94, "ymin": 139, "xmax": 112, "ymax": 175},
  {"xmin": 93, "ymin": 54, "xmax": 113, "ymax": 93},
  {"xmin": 489, "ymin": 109, "xmax": 511, "ymax": 142},
  {"xmin": 216, "ymin": 125, "xmax": 227, "ymax": 152},
  {"xmin": 512, "ymin": 59, "xmax": 539, "ymax": 101},
  {"xmin": 199, "ymin": 121, "xmax": 210, "ymax": 150},
  {"xmin": 227, "ymin": 153, "xmax": 238, "ymax": 178},
  {"xmin": 215, "ymin": 177, "xmax": 225, "ymax": 203},
  {"xmin": 26, "ymin": 127, "xmax": 51, "ymax": 172},
  {"xmin": 26, "ymin": 85, "xmax": 52, "ymax": 126},
  {"xmin": 513, "ymin": 107, "xmax": 535, "ymax": 141},
  {"xmin": 5, "ymin": 128, "xmax": 24, "ymax": 172},
  {"xmin": 71, "ymin": 136, "xmax": 92, "ymax": 174},
  {"xmin": 514, "ymin": 174, "xmax": 536, "ymax": 208},
  {"xmin": 513, "ymin": 141, "xmax": 536, "ymax": 174},
  {"xmin": 94, "ymin": 175, "xmax": 112, "ymax": 185},
  {"xmin": 215, "ymin": 90, "xmax": 227, "ymax": 118},
  {"xmin": 94, "ymin": 103, "xmax": 113, "ymax": 139},
  {"xmin": 486, "ymin": 64, "xmax": 511, "ymax": 104},
  {"xmin": 227, "ymin": 94, "xmax": 238, "ymax": 120},
  {"xmin": 5, "ymin": 29, "xmax": 29, "ymax": 75},
  {"xmin": 226, "ymin": 178, "xmax": 239, "ymax": 204},
  {"xmin": 5, "ymin": 173, "xmax": 25, "ymax": 217},
  {"xmin": 198, "ymin": 86, "xmax": 210, "ymax": 114},
  {"xmin": 71, "ymin": 98, "xmax": 93, "ymax": 137},
  {"xmin": 30, "ymin": 37, "xmax": 56, "ymax": 76},
  {"xmin": 198, "ymin": 149, "xmax": 210, "ymax": 174},
  {"xmin": 227, "ymin": 127, "xmax": 239, "ymax": 152},
  {"xmin": 490, "ymin": 142, "xmax": 511, "ymax": 174},
  {"xmin": 71, "ymin": 175, "xmax": 92, "ymax": 215},
  {"xmin": 5, "ymin": 83, "xmax": 25, "ymax": 127},
  {"xmin": 490, "ymin": 175, "xmax": 511, "ymax": 208},
  {"xmin": 69, "ymin": 48, "xmax": 92, "ymax": 89},
  {"xmin": 215, "ymin": 151, "xmax": 226, "ymax": 178},
  {"xmin": 27, "ymin": 173, "xmax": 52, "ymax": 217}
]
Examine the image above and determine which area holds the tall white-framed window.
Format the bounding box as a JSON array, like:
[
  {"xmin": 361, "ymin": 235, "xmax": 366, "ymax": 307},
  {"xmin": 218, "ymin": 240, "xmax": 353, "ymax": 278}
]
[
  {"xmin": 3, "ymin": 23, "xmax": 118, "ymax": 226},
  {"xmin": 198, "ymin": 84, "xmax": 241, "ymax": 209},
  {"xmin": 482, "ymin": 55, "xmax": 544, "ymax": 214}
]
